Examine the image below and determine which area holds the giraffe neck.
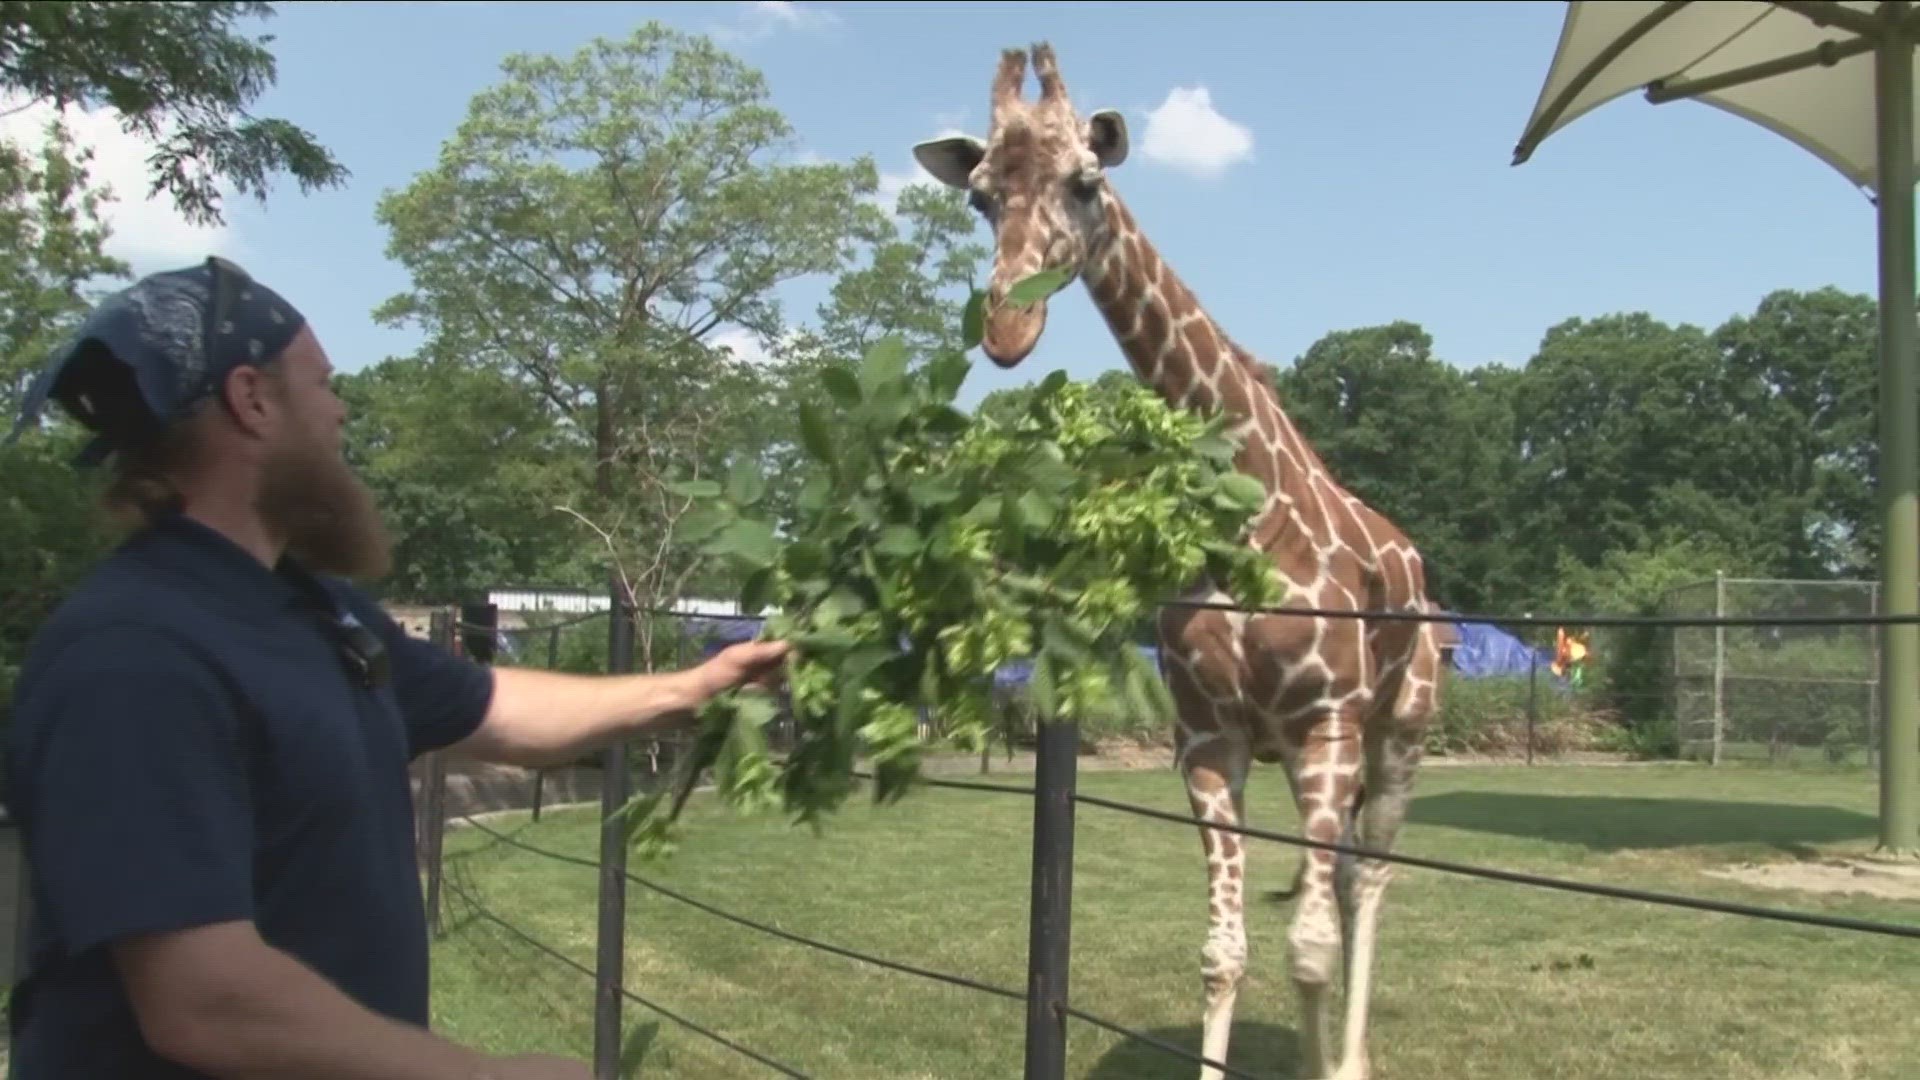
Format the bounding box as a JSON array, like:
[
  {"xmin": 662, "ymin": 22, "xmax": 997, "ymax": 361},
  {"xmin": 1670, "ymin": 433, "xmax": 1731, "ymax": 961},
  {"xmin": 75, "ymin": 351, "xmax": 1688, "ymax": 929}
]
[{"xmin": 1081, "ymin": 192, "xmax": 1316, "ymax": 499}]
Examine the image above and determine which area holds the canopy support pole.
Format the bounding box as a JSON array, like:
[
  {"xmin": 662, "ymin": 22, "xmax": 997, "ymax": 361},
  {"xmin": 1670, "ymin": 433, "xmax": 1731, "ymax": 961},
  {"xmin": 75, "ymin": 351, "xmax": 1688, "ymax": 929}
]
[{"xmin": 1872, "ymin": 0, "xmax": 1919, "ymax": 860}]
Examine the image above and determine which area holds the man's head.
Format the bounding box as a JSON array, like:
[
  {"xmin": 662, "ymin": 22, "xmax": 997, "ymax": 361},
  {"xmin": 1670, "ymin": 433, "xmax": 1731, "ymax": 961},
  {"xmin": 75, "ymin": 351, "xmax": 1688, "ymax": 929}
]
[
  {"xmin": 7, "ymin": 257, "xmax": 391, "ymax": 580},
  {"xmin": 911, "ymin": 42, "xmax": 1129, "ymax": 367}
]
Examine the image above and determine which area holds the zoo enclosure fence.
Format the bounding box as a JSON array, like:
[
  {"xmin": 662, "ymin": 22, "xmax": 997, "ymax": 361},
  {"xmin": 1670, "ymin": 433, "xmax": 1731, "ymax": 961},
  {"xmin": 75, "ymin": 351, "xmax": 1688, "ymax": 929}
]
[
  {"xmin": 407, "ymin": 591, "xmax": 1920, "ymax": 1080},
  {"xmin": 1662, "ymin": 572, "xmax": 1886, "ymax": 767}
]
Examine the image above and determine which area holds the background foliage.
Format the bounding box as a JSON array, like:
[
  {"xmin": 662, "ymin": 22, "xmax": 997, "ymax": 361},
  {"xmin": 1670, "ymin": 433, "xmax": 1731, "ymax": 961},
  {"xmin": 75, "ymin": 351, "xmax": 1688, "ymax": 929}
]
[{"xmin": 0, "ymin": 8, "xmax": 1896, "ymax": 767}]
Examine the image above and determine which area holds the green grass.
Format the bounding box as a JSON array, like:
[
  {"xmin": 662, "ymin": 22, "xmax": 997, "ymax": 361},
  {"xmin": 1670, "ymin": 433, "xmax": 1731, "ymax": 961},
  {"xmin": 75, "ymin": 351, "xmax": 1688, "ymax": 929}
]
[{"xmin": 427, "ymin": 761, "xmax": 1920, "ymax": 1079}]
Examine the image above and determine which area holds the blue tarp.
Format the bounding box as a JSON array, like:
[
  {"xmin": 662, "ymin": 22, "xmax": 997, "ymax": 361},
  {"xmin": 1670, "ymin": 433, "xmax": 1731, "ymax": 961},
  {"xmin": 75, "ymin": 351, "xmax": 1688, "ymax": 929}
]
[{"xmin": 1444, "ymin": 616, "xmax": 1551, "ymax": 679}]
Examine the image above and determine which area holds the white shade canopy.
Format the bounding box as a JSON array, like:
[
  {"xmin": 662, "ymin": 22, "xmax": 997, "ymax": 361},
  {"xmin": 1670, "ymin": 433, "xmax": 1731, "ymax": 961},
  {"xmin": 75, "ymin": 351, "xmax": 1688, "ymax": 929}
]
[{"xmin": 1513, "ymin": 1, "xmax": 1915, "ymax": 195}]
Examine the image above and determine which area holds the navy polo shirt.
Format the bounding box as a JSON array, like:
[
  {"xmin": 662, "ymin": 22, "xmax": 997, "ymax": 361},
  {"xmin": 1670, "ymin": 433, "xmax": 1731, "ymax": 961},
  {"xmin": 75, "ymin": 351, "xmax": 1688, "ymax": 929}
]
[{"xmin": 3, "ymin": 512, "xmax": 495, "ymax": 1078}]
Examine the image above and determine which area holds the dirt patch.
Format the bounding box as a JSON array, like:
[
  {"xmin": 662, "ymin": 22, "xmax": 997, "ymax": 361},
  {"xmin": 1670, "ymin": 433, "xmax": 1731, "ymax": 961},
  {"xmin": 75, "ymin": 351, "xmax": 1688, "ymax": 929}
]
[{"xmin": 1703, "ymin": 857, "xmax": 1920, "ymax": 902}]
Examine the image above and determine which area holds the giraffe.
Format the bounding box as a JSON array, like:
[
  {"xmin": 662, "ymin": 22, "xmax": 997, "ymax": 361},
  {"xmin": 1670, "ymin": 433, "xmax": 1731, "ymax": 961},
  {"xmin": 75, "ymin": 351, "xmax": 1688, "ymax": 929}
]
[{"xmin": 912, "ymin": 43, "xmax": 1451, "ymax": 1080}]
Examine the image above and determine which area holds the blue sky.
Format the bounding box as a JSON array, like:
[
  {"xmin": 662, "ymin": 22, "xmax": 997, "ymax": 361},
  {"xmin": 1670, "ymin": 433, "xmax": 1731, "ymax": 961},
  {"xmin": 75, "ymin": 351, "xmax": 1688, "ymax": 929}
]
[{"xmin": 29, "ymin": 0, "xmax": 1896, "ymax": 411}]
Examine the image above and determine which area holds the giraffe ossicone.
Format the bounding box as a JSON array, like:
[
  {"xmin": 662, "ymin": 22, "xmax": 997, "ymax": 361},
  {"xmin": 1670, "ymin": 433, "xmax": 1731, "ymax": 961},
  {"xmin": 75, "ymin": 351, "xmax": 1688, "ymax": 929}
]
[{"xmin": 914, "ymin": 41, "xmax": 1453, "ymax": 1080}]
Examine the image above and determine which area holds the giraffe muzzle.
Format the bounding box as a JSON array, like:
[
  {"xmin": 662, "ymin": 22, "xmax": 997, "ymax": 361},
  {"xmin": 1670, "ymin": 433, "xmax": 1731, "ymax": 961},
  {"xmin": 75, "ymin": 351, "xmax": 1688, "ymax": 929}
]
[{"xmin": 981, "ymin": 297, "xmax": 1047, "ymax": 367}]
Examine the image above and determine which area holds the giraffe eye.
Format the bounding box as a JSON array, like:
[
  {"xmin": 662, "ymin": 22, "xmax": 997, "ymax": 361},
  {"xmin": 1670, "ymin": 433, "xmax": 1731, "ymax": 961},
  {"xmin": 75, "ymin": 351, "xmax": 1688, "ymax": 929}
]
[
  {"xmin": 967, "ymin": 188, "xmax": 993, "ymax": 214},
  {"xmin": 1068, "ymin": 173, "xmax": 1101, "ymax": 202}
]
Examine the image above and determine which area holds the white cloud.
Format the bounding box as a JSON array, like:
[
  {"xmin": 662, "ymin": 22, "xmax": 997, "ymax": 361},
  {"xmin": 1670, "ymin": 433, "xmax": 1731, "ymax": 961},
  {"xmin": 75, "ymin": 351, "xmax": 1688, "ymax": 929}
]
[
  {"xmin": 1139, "ymin": 86, "xmax": 1254, "ymax": 179},
  {"xmin": 0, "ymin": 92, "xmax": 238, "ymax": 274},
  {"xmin": 711, "ymin": 1, "xmax": 839, "ymax": 46}
]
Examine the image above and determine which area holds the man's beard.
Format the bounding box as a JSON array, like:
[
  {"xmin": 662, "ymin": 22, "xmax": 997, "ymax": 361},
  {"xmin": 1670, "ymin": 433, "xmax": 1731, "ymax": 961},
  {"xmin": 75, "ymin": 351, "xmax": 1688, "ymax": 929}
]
[{"xmin": 255, "ymin": 433, "xmax": 393, "ymax": 581}]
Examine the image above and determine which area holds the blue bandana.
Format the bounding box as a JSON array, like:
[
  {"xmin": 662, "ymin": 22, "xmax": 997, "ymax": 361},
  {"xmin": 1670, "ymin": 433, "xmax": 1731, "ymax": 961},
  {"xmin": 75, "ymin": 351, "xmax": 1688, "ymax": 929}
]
[{"xmin": 4, "ymin": 256, "xmax": 307, "ymax": 466}]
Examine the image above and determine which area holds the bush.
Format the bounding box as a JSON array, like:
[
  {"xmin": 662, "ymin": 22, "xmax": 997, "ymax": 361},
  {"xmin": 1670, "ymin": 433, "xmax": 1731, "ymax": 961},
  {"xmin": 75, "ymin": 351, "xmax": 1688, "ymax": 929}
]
[{"xmin": 1426, "ymin": 675, "xmax": 1622, "ymax": 758}]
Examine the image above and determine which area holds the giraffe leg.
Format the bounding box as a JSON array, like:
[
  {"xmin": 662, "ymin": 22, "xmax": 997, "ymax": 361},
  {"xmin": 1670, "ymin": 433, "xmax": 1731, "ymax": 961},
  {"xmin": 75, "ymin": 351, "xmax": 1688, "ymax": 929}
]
[
  {"xmin": 1179, "ymin": 727, "xmax": 1250, "ymax": 1080},
  {"xmin": 1286, "ymin": 708, "xmax": 1364, "ymax": 1080},
  {"xmin": 1266, "ymin": 757, "xmax": 1309, "ymax": 903},
  {"xmin": 1329, "ymin": 681, "xmax": 1431, "ymax": 1080}
]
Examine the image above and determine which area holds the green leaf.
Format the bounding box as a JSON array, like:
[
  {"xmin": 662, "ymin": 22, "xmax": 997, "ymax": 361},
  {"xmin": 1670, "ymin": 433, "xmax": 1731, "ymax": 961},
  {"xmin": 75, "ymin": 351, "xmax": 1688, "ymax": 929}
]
[
  {"xmin": 876, "ymin": 525, "xmax": 924, "ymax": 558},
  {"xmin": 1007, "ymin": 267, "xmax": 1072, "ymax": 308},
  {"xmin": 860, "ymin": 335, "xmax": 910, "ymax": 395},
  {"xmin": 739, "ymin": 565, "xmax": 776, "ymax": 614},
  {"xmin": 815, "ymin": 586, "xmax": 870, "ymax": 625},
  {"xmin": 962, "ymin": 494, "xmax": 1004, "ymax": 525},
  {"xmin": 705, "ymin": 518, "xmax": 780, "ymax": 568},
  {"xmin": 1015, "ymin": 489, "xmax": 1058, "ymax": 529},
  {"xmin": 961, "ymin": 289, "xmax": 987, "ymax": 348},
  {"xmin": 795, "ymin": 625, "xmax": 865, "ymax": 653},
  {"xmin": 925, "ymin": 349, "xmax": 971, "ymax": 403},
  {"xmin": 1024, "ymin": 444, "xmax": 1078, "ymax": 493},
  {"xmin": 667, "ymin": 478, "xmax": 722, "ymax": 499},
  {"xmin": 675, "ymin": 505, "xmax": 734, "ymax": 546},
  {"xmin": 907, "ymin": 474, "xmax": 963, "ymax": 507},
  {"xmin": 862, "ymin": 386, "xmax": 914, "ymax": 440},
  {"xmin": 1218, "ymin": 472, "xmax": 1268, "ymax": 510},
  {"xmin": 1042, "ymin": 616, "xmax": 1094, "ymax": 666},
  {"xmin": 917, "ymin": 648, "xmax": 942, "ymax": 709},
  {"xmin": 724, "ymin": 457, "xmax": 766, "ymax": 507},
  {"xmin": 796, "ymin": 474, "xmax": 831, "ymax": 515},
  {"xmin": 820, "ymin": 366, "xmax": 862, "ymax": 407},
  {"xmin": 1193, "ymin": 432, "xmax": 1238, "ymax": 462},
  {"xmin": 920, "ymin": 403, "xmax": 971, "ymax": 439},
  {"xmin": 838, "ymin": 645, "xmax": 898, "ymax": 691},
  {"xmin": 862, "ymin": 546, "xmax": 899, "ymax": 612},
  {"xmin": 1029, "ymin": 650, "xmax": 1059, "ymax": 719},
  {"xmin": 798, "ymin": 402, "xmax": 836, "ymax": 463},
  {"xmin": 785, "ymin": 539, "xmax": 828, "ymax": 579}
]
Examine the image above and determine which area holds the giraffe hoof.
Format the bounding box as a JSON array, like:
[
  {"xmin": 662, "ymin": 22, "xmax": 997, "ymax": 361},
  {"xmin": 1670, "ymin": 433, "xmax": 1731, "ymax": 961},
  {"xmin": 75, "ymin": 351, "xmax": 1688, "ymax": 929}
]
[{"xmin": 1325, "ymin": 1053, "xmax": 1369, "ymax": 1080}]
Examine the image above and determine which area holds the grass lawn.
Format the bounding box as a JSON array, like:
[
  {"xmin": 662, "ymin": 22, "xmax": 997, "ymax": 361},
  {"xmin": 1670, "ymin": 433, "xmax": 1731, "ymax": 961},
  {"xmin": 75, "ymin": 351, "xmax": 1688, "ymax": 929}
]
[{"xmin": 427, "ymin": 760, "xmax": 1920, "ymax": 1079}]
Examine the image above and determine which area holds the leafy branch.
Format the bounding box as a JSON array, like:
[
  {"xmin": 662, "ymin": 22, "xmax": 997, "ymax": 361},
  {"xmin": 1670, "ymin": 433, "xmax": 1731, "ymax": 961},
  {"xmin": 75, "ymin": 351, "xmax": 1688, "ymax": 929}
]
[{"xmin": 620, "ymin": 273, "xmax": 1287, "ymax": 860}]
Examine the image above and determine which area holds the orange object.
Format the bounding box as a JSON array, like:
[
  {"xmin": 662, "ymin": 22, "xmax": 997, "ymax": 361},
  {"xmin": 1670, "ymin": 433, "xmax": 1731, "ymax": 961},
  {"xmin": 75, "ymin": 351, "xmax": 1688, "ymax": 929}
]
[{"xmin": 1551, "ymin": 627, "xmax": 1589, "ymax": 682}]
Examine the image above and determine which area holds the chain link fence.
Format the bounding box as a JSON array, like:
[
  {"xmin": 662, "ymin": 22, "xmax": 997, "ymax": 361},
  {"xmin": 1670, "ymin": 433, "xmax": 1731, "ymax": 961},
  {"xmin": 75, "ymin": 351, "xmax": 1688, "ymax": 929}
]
[{"xmin": 1664, "ymin": 574, "xmax": 1880, "ymax": 766}]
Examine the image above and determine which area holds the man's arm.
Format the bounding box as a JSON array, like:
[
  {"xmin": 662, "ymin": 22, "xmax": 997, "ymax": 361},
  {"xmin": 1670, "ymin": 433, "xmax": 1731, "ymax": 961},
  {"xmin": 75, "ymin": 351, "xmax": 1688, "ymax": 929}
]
[
  {"xmin": 113, "ymin": 921, "xmax": 497, "ymax": 1080},
  {"xmin": 447, "ymin": 640, "xmax": 790, "ymax": 768}
]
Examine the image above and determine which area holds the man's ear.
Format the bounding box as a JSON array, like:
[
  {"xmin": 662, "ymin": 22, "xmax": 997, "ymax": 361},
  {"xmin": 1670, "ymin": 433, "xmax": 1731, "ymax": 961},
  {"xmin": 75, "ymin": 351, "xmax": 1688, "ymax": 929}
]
[
  {"xmin": 219, "ymin": 364, "xmax": 276, "ymax": 439},
  {"xmin": 1087, "ymin": 109, "xmax": 1128, "ymax": 169},
  {"xmin": 912, "ymin": 135, "xmax": 987, "ymax": 190}
]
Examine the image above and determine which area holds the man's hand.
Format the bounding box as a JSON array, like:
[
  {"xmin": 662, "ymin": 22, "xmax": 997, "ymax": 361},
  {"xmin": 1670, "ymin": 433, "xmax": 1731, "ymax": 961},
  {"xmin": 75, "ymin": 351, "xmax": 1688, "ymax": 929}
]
[{"xmin": 692, "ymin": 639, "xmax": 791, "ymax": 699}]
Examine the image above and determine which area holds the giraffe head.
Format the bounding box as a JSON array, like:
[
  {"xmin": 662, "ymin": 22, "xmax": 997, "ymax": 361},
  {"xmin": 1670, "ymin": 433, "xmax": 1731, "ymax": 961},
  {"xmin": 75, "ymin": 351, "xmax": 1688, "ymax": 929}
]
[{"xmin": 913, "ymin": 42, "xmax": 1128, "ymax": 367}]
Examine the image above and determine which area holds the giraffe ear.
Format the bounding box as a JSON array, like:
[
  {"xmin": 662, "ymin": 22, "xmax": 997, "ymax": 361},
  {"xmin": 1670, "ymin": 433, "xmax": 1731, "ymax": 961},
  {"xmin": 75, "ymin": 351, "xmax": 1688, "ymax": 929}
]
[
  {"xmin": 912, "ymin": 135, "xmax": 986, "ymax": 190},
  {"xmin": 1087, "ymin": 109, "xmax": 1128, "ymax": 169}
]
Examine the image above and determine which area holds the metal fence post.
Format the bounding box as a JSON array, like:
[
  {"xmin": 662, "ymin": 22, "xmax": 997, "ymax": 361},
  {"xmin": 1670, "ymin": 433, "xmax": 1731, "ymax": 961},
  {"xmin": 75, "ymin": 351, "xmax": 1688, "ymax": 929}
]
[
  {"xmin": 1712, "ymin": 569, "xmax": 1727, "ymax": 766},
  {"xmin": 1022, "ymin": 716, "xmax": 1079, "ymax": 1080},
  {"xmin": 532, "ymin": 626, "xmax": 561, "ymax": 821},
  {"xmin": 1526, "ymin": 636, "xmax": 1538, "ymax": 767},
  {"xmin": 594, "ymin": 583, "xmax": 634, "ymax": 1080}
]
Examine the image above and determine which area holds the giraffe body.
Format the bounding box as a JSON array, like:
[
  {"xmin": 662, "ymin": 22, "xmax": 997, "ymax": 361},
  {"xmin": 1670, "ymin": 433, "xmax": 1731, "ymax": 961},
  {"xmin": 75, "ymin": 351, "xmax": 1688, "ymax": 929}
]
[{"xmin": 914, "ymin": 44, "xmax": 1451, "ymax": 1080}]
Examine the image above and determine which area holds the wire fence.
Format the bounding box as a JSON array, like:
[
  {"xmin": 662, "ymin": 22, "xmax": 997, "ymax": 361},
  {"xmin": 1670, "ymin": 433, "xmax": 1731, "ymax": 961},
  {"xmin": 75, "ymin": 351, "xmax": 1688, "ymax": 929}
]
[
  {"xmin": 1662, "ymin": 573, "xmax": 1884, "ymax": 767},
  {"xmin": 405, "ymin": 588, "xmax": 1920, "ymax": 1080}
]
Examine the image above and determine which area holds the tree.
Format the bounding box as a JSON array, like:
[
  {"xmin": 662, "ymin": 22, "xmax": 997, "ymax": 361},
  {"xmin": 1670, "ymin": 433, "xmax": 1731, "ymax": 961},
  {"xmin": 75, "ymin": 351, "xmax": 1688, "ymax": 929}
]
[
  {"xmin": 1506, "ymin": 312, "xmax": 1793, "ymax": 594},
  {"xmin": 335, "ymin": 356, "xmax": 597, "ymax": 603},
  {"xmin": 748, "ymin": 181, "xmax": 990, "ymax": 524},
  {"xmin": 0, "ymin": 110, "xmax": 126, "ymax": 413},
  {"xmin": 0, "ymin": 106, "xmax": 128, "ymax": 728},
  {"xmin": 373, "ymin": 24, "xmax": 879, "ymax": 663},
  {"xmin": 1268, "ymin": 321, "xmax": 1522, "ymax": 612},
  {"xmin": 1713, "ymin": 286, "xmax": 1880, "ymax": 577},
  {"xmin": 0, "ymin": 1, "xmax": 347, "ymax": 226}
]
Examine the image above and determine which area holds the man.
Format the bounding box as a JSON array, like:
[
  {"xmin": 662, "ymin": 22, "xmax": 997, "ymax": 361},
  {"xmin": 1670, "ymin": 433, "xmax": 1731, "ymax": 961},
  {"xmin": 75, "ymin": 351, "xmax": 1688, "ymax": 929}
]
[{"xmin": 1, "ymin": 258, "xmax": 789, "ymax": 1079}]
